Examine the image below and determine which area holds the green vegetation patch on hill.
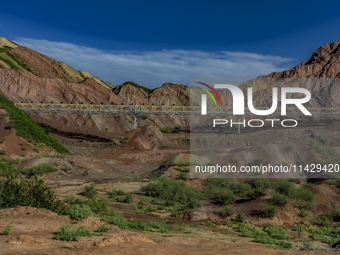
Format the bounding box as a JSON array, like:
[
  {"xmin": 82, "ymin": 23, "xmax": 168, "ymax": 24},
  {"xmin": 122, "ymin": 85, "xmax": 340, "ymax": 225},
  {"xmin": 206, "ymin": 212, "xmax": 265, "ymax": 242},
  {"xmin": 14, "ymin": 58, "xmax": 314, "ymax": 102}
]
[
  {"xmin": 122, "ymin": 81, "xmax": 151, "ymax": 92},
  {"xmin": 0, "ymin": 46, "xmax": 32, "ymax": 72},
  {"xmin": 0, "ymin": 94, "xmax": 67, "ymax": 153}
]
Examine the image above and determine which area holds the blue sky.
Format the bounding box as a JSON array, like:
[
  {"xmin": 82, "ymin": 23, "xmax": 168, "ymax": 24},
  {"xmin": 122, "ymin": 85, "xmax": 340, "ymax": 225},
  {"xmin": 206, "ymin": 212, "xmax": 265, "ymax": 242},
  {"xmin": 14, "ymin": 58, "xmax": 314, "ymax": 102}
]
[{"xmin": 1, "ymin": 0, "xmax": 340, "ymax": 88}]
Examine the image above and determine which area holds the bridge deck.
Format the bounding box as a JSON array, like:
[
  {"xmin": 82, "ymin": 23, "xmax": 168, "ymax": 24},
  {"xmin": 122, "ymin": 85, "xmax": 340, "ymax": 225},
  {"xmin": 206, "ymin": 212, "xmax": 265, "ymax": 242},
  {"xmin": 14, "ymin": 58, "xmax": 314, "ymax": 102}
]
[{"xmin": 14, "ymin": 103, "xmax": 340, "ymax": 117}]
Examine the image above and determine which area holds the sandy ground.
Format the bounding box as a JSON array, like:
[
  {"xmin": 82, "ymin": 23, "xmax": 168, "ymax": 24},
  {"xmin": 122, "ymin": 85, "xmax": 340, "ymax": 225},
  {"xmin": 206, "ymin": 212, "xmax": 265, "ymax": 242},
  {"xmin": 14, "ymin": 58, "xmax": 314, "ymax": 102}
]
[{"xmin": 1, "ymin": 126, "xmax": 340, "ymax": 254}]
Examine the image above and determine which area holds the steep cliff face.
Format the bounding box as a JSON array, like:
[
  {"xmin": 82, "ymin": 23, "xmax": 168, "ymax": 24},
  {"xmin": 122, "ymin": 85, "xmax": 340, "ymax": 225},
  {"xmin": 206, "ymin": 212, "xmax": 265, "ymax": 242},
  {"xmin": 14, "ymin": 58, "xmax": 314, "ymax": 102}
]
[
  {"xmin": 268, "ymin": 40, "xmax": 340, "ymax": 79},
  {"xmin": 232, "ymin": 40, "xmax": 340, "ymax": 108},
  {"xmin": 0, "ymin": 68, "xmax": 120, "ymax": 104}
]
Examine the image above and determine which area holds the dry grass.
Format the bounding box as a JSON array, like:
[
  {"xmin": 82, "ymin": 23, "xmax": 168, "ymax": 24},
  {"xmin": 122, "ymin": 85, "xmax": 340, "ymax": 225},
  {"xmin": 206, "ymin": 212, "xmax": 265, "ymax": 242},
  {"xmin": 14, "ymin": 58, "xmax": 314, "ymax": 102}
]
[{"xmin": 0, "ymin": 38, "xmax": 18, "ymax": 48}]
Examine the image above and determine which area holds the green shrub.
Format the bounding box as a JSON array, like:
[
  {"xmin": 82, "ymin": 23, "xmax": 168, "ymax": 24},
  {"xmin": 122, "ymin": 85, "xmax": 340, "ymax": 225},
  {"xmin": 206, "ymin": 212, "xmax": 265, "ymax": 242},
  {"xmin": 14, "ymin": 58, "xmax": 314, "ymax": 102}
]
[
  {"xmin": 81, "ymin": 183, "xmax": 97, "ymax": 198},
  {"xmin": 313, "ymin": 209, "xmax": 340, "ymax": 227},
  {"xmin": 159, "ymin": 125, "xmax": 181, "ymax": 133},
  {"xmin": 237, "ymin": 222, "xmax": 292, "ymax": 249},
  {"xmin": 254, "ymin": 234, "xmax": 292, "ymax": 249},
  {"xmin": 176, "ymin": 171, "xmax": 189, "ymax": 180},
  {"xmin": 96, "ymin": 225, "xmax": 111, "ymax": 233},
  {"xmin": 235, "ymin": 212, "xmax": 245, "ymax": 223},
  {"xmin": 67, "ymin": 204, "xmax": 94, "ymax": 220},
  {"xmin": 332, "ymin": 209, "xmax": 340, "ymax": 221},
  {"xmin": 299, "ymin": 209, "xmax": 308, "ymax": 217},
  {"xmin": 284, "ymin": 145, "xmax": 294, "ymax": 153},
  {"xmin": 170, "ymin": 209, "xmax": 180, "ymax": 217},
  {"xmin": 272, "ymin": 193, "xmax": 289, "ymax": 207},
  {"xmin": 0, "ymin": 149, "xmax": 6, "ymax": 155},
  {"xmin": 102, "ymin": 212, "xmax": 130, "ymax": 230},
  {"xmin": 22, "ymin": 163, "xmax": 58, "ymax": 176},
  {"xmin": 2, "ymin": 225, "xmax": 12, "ymax": 235},
  {"xmin": 144, "ymin": 205, "xmax": 153, "ymax": 213},
  {"xmin": 264, "ymin": 225, "xmax": 290, "ymax": 240},
  {"xmin": 103, "ymin": 211, "xmax": 172, "ymax": 233},
  {"xmin": 300, "ymin": 242, "xmax": 316, "ymax": 251},
  {"xmin": 253, "ymin": 234, "xmax": 276, "ymax": 245},
  {"xmin": 53, "ymin": 225, "xmax": 93, "ymax": 241},
  {"xmin": 141, "ymin": 176, "xmax": 202, "ymax": 211},
  {"xmin": 237, "ymin": 222, "xmax": 265, "ymax": 237},
  {"xmin": 271, "ymin": 179, "xmax": 294, "ymax": 196},
  {"xmin": 248, "ymin": 188, "xmax": 267, "ymax": 199},
  {"xmin": 203, "ymin": 179, "xmax": 254, "ymax": 203},
  {"xmin": 0, "ymin": 161, "xmax": 16, "ymax": 177},
  {"xmin": 247, "ymin": 179, "xmax": 270, "ymax": 199},
  {"xmin": 0, "ymin": 94, "xmax": 67, "ymax": 153},
  {"xmin": 203, "ymin": 179, "xmax": 236, "ymax": 204},
  {"xmin": 232, "ymin": 183, "xmax": 252, "ymax": 197},
  {"xmin": 219, "ymin": 207, "xmax": 234, "ymax": 218},
  {"xmin": 0, "ymin": 176, "xmax": 66, "ymax": 214},
  {"xmin": 128, "ymin": 220, "xmax": 171, "ymax": 233},
  {"xmin": 276, "ymin": 241, "xmax": 293, "ymax": 249},
  {"xmin": 64, "ymin": 195, "xmax": 108, "ymax": 214},
  {"xmin": 312, "ymin": 214, "xmax": 333, "ymax": 227},
  {"xmin": 327, "ymin": 179, "xmax": 340, "ymax": 188},
  {"xmin": 260, "ymin": 203, "xmax": 277, "ymax": 218},
  {"xmin": 64, "ymin": 195, "xmax": 86, "ymax": 205},
  {"xmin": 86, "ymin": 197, "xmax": 109, "ymax": 213},
  {"xmin": 107, "ymin": 188, "xmax": 125, "ymax": 199},
  {"xmin": 0, "ymin": 157, "xmax": 18, "ymax": 166},
  {"xmin": 114, "ymin": 135, "xmax": 128, "ymax": 145},
  {"xmin": 123, "ymin": 193, "xmax": 133, "ymax": 203},
  {"xmin": 290, "ymin": 188, "xmax": 314, "ymax": 210}
]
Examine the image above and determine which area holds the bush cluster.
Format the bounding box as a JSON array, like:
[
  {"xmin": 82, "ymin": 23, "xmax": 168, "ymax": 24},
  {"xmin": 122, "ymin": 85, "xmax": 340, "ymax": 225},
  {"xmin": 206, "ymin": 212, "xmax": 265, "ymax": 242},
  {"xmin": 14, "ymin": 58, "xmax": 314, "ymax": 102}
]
[
  {"xmin": 219, "ymin": 207, "xmax": 234, "ymax": 218},
  {"xmin": 159, "ymin": 125, "xmax": 181, "ymax": 133},
  {"xmin": 53, "ymin": 225, "xmax": 93, "ymax": 241},
  {"xmin": 102, "ymin": 212, "xmax": 171, "ymax": 233},
  {"xmin": 2, "ymin": 225, "xmax": 12, "ymax": 235},
  {"xmin": 107, "ymin": 189, "xmax": 133, "ymax": 203},
  {"xmin": 22, "ymin": 163, "xmax": 58, "ymax": 177},
  {"xmin": 67, "ymin": 204, "xmax": 94, "ymax": 220},
  {"xmin": 237, "ymin": 222, "xmax": 292, "ymax": 249},
  {"xmin": 80, "ymin": 183, "xmax": 97, "ymax": 199},
  {"xmin": 64, "ymin": 194, "xmax": 109, "ymax": 214},
  {"xmin": 261, "ymin": 179, "xmax": 315, "ymax": 218},
  {"xmin": 0, "ymin": 176, "xmax": 66, "ymax": 214},
  {"xmin": 141, "ymin": 176, "xmax": 202, "ymax": 211}
]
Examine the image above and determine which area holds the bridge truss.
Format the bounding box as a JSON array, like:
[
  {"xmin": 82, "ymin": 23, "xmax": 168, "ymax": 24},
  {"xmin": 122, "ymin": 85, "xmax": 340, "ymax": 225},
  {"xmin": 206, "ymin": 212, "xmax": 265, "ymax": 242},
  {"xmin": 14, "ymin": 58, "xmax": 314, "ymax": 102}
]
[{"xmin": 15, "ymin": 103, "xmax": 340, "ymax": 130}]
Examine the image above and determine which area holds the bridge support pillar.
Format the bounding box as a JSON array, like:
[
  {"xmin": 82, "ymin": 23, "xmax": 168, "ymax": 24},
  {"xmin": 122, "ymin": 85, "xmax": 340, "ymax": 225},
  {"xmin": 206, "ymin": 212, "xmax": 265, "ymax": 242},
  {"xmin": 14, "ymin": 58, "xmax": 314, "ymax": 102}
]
[
  {"xmin": 237, "ymin": 117, "xmax": 241, "ymax": 135},
  {"xmin": 133, "ymin": 114, "xmax": 138, "ymax": 129}
]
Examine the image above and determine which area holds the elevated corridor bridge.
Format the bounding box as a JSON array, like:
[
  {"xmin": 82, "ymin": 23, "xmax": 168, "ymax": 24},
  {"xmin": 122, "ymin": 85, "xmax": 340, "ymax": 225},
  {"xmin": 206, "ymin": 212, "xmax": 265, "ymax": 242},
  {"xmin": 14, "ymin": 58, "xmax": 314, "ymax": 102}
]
[{"xmin": 15, "ymin": 102, "xmax": 340, "ymax": 130}]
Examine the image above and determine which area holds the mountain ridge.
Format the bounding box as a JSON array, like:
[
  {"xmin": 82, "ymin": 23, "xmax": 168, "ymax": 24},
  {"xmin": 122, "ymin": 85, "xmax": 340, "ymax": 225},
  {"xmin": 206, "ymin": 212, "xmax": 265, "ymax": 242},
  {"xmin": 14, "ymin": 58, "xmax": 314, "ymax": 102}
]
[{"xmin": 1, "ymin": 37, "xmax": 340, "ymax": 138}]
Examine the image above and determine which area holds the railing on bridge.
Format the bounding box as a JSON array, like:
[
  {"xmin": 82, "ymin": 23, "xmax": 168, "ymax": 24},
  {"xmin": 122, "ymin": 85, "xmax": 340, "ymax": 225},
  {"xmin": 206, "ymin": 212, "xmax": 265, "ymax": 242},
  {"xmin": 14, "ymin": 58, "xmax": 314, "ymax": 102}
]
[
  {"xmin": 14, "ymin": 103, "xmax": 200, "ymax": 115},
  {"xmin": 14, "ymin": 102, "xmax": 340, "ymax": 130},
  {"xmin": 14, "ymin": 103, "xmax": 340, "ymax": 116}
]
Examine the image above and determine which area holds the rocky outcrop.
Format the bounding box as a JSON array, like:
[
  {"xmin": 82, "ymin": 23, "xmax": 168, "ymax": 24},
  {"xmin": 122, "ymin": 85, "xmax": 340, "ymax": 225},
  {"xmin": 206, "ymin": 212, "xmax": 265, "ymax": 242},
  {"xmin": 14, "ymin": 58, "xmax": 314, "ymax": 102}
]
[
  {"xmin": 0, "ymin": 68, "xmax": 120, "ymax": 104},
  {"xmin": 268, "ymin": 40, "xmax": 340, "ymax": 79},
  {"xmin": 233, "ymin": 40, "xmax": 340, "ymax": 108}
]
